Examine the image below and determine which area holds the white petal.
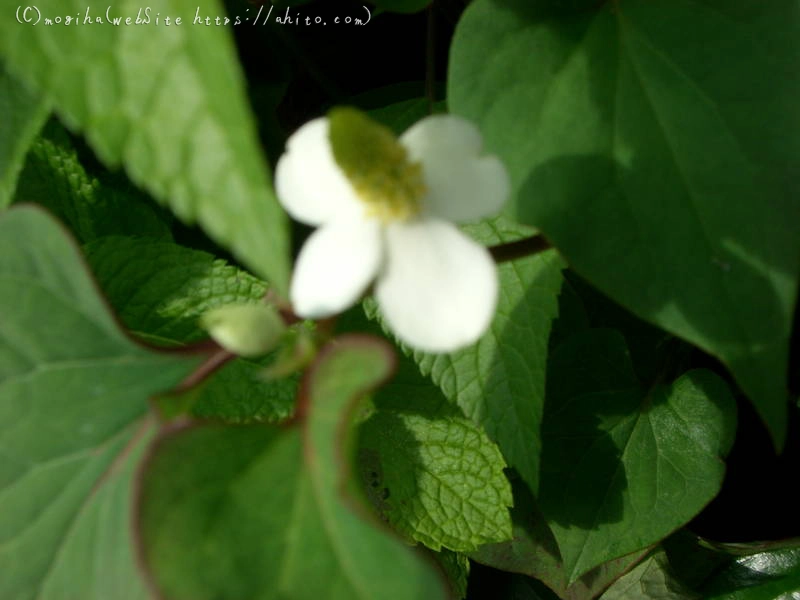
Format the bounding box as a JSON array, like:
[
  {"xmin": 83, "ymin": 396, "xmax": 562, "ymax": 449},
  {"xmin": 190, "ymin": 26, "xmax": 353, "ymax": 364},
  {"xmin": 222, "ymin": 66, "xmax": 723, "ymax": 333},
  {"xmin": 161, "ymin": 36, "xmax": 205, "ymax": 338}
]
[
  {"xmin": 376, "ymin": 218, "xmax": 498, "ymax": 353},
  {"xmin": 400, "ymin": 115, "xmax": 510, "ymax": 223},
  {"xmin": 291, "ymin": 217, "xmax": 383, "ymax": 318},
  {"xmin": 401, "ymin": 114, "xmax": 483, "ymax": 156},
  {"xmin": 275, "ymin": 117, "xmax": 362, "ymax": 226}
]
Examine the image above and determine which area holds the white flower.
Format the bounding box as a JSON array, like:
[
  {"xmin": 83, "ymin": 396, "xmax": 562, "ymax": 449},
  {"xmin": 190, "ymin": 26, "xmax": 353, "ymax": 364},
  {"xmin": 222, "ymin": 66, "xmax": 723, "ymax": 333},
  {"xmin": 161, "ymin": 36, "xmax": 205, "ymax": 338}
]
[{"xmin": 275, "ymin": 108, "xmax": 510, "ymax": 353}]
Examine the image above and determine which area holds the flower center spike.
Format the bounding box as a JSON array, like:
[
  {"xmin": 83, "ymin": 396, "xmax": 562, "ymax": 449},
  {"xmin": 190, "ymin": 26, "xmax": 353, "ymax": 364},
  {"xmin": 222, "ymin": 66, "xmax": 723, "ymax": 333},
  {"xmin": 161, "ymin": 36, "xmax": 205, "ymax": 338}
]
[{"xmin": 329, "ymin": 107, "xmax": 426, "ymax": 222}]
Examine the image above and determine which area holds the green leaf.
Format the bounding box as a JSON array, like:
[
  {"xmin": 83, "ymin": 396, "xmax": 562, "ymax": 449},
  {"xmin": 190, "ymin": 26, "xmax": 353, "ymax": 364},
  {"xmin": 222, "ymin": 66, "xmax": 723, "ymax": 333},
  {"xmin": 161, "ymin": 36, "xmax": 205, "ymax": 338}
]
[
  {"xmin": 539, "ymin": 329, "xmax": 736, "ymax": 582},
  {"xmin": 84, "ymin": 235, "xmax": 296, "ymax": 423},
  {"xmin": 0, "ymin": 206, "xmax": 202, "ymax": 599},
  {"xmin": 666, "ymin": 535, "xmax": 800, "ymax": 600},
  {"xmin": 704, "ymin": 547, "xmax": 800, "ymax": 600},
  {"xmin": 14, "ymin": 123, "xmax": 171, "ymax": 243},
  {"xmin": 434, "ymin": 550, "xmax": 470, "ymax": 600},
  {"xmin": 504, "ymin": 575, "xmax": 563, "ymax": 600},
  {"xmin": 186, "ymin": 358, "xmax": 297, "ymax": 424},
  {"xmin": 369, "ymin": 98, "xmax": 430, "ymax": 132},
  {"xmin": 661, "ymin": 532, "xmax": 733, "ymax": 592},
  {"xmin": 560, "ymin": 273, "xmax": 687, "ymax": 386},
  {"xmin": 359, "ymin": 354, "xmax": 513, "ymax": 552},
  {"xmin": 0, "ymin": 64, "xmax": 49, "ymax": 207},
  {"xmin": 448, "ymin": 0, "xmax": 800, "ymax": 445},
  {"xmin": 138, "ymin": 336, "xmax": 449, "ymax": 600},
  {"xmin": 708, "ymin": 579, "xmax": 800, "ymax": 600},
  {"xmin": 85, "ymin": 236, "xmax": 267, "ymax": 342},
  {"xmin": 0, "ymin": 0, "xmax": 290, "ymax": 292},
  {"xmin": 600, "ymin": 550, "xmax": 698, "ymax": 600},
  {"xmin": 390, "ymin": 217, "xmax": 564, "ymax": 493},
  {"xmin": 471, "ymin": 480, "xmax": 649, "ymax": 600},
  {"xmin": 33, "ymin": 422, "xmax": 158, "ymax": 600},
  {"xmin": 548, "ymin": 275, "xmax": 591, "ymax": 351}
]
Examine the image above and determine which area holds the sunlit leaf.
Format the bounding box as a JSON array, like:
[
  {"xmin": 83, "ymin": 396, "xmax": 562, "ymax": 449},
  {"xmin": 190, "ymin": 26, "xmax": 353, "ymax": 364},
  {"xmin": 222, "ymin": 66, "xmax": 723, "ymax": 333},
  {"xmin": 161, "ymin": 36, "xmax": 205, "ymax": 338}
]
[
  {"xmin": 0, "ymin": 206, "xmax": 201, "ymax": 599},
  {"xmin": 0, "ymin": 0, "xmax": 290, "ymax": 291},
  {"xmin": 449, "ymin": 0, "xmax": 800, "ymax": 445},
  {"xmin": 138, "ymin": 337, "xmax": 449, "ymax": 600}
]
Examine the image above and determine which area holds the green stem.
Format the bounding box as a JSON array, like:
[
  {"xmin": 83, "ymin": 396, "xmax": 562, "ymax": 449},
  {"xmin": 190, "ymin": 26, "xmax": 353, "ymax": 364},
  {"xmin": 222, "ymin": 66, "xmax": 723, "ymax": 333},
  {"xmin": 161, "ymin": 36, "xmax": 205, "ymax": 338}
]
[
  {"xmin": 489, "ymin": 234, "xmax": 553, "ymax": 263},
  {"xmin": 173, "ymin": 348, "xmax": 236, "ymax": 394}
]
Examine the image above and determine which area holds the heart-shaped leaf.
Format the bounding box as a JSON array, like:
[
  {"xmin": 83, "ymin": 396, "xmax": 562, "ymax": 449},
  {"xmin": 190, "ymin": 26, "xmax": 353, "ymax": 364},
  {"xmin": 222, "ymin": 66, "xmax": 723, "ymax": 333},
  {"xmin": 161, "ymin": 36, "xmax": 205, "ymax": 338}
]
[
  {"xmin": 539, "ymin": 329, "xmax": 736, "ymax": 582},
  {"xmin": 449, "ymin": 0, "xmax": 800, "ymax": 445},
  {"xmin": 0, "ymin": 206, "xmax": 202, "ymax": 599},
  {"xmin": 138, "ymin": 337, "xmax": 449, "ymax": 600}
]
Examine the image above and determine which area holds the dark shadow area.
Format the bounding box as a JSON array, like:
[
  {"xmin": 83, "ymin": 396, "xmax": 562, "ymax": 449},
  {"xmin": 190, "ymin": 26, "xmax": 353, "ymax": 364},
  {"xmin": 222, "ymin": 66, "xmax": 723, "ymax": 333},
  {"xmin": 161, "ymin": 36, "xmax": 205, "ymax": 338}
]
[
  {"xmin": 225, "ymin": 0, "xmax": 458, "ymax": 134},
  {"xmin": 555, "ymin": 271, "xmax": 696, "ymax": 387},
  {"xmin": 536, "ymin": 328, "xmax": 639, "ymax": 530},
  {"xmin": 520, "ymin": 150, "xmax": 789, "ymax": 362},
  {"xmin": 690, "ymin": 396, "xmax": 800, "ymax": 541},
  {"xmin": 467, "ymin": 0, "xmax": 799, "ymax": 443},
  {"xmin": 471, "ymin": 479, "xmax": 564, "ymax": 582},
  {"xmin": 471, "ymin": 477, "xmax": 646, "ymax": 599},
  {"xmin": 518, "ymin": 149, "xmax": 789, "ymax": 437},
  {"xmin": 467, "ymin": 562, "xmax": 560, "ymax": 600},
  {"xmin": 355, "ymin": 349, "xmax": 467, "ymax": 530},
  {"xmin": 665, "ymin": 531, "xmax": 800, "ymax": 597}
]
